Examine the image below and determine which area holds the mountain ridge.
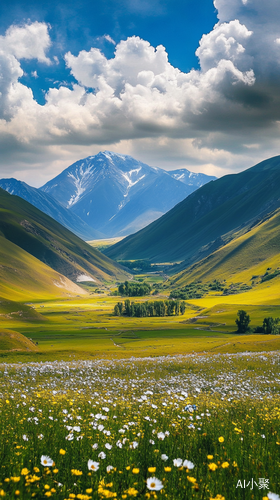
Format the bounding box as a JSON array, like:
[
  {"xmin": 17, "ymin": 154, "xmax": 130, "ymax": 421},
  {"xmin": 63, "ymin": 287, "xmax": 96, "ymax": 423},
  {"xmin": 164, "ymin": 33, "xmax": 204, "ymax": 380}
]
[
  {"xmin": 105, "ymin": 155, "xmax": 280, "ymax": 266},
  {"xmin": 40, "ymin": 151, "xmax": 216, "ymax": 237}
]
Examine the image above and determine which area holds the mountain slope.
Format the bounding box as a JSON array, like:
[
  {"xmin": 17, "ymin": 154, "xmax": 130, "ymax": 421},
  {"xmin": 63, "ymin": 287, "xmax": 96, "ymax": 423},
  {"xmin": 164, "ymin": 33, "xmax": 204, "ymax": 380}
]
[
  {"xmin": 169, "ymin": 207, "xmax": 280, "ymax": 288},
  {"xmin": 105, "ymin": 155, "xmax": 280, "ymax": 264},
  {"xmin": 0, "ymin": 178, "xmax": 103, "ymax": 240},
  {"xmin": 0, "ymin": 235, "xmax": 87, "ymax": 301},
  {"xmin": 40, "ymin": 151, "xmax": 216, "ymax": 236},
  {"xmin": 0, "ymin": 188, "xmax": 129, "ymax": 287}
]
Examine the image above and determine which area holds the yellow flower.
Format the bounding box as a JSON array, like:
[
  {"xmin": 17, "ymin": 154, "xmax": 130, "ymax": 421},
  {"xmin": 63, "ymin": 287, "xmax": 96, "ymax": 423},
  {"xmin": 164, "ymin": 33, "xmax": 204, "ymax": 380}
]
[
  {"xmin": 15, "ymin": 492, "xmax": 20, "ymax": 496},
  {"xmin": 148, "ymin": 467, "xmax": 156, "ymax": 473},
  {"xmin": 33, "ymin": 467, "xmax": 40, "ymax": 473},
  {"xmin": 21, "ymin": 468, "xmax": 29, "ymax": 476},
  {"xmin": 126, "ymin": 466, "xmax": 131, "ymax": 470},
  {"xmin": 233, "ymin": 461, "xmax": 238, "ymax": 467},
  {"xmin": 44, "ymin": 485, "xmax": 50, "ymax": 490},
  {"xmin": 44, "ymin": 493, "xmax": 52, "ymax": 498},
  {"xmin": 11, "ymin": 478, "xmax": 20, "ymax": 483},
  {"xmin": 124, "ymin": 487, "xmax": 138, "ymax": 497},
  {"xmin": 208, "ymin": 463, "xmax": 218, "ymax": 471},
  {"xmin": 0, "ymin": 491, "xmax": 5, "ymax": 497},
  {"xmin": 59, "ymin": 449, "xmax": 66, "ymax": 455},
  {"xmin": 210, "ymin": 496, "xmax": 225, "ymax": 500},
  {"xmin": 187, "ymin": 476, "xmax": 196, "ymax": 483},
  {"xmin": 221, "ymin": 462, "xmax": 229, "ymax": 468},
  {"xmin": 132, "ymin": 468, "xmax": 139, "ymax": 474},
  {"xmin": 86, "ymin": 489, "xmax": 93, "ymax": 494},
  {"xmin": 207, "ymin": 455, "xmax": 213, "ymax": 459},
  {"xmin": 71, "ymin": 469, "xmax": 83, "ymax": 476},
  {"xmin": 218, "ymin": 437, "xmax": 224, "ymax": 443},
  {"xmin": 164, "ymin": 467, "xmax": 171, "ymax": 472}
]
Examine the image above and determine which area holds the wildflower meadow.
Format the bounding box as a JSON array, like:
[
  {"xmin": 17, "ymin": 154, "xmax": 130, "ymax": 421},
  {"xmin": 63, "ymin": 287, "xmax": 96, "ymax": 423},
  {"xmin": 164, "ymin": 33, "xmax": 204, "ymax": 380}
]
[{"xmin": 0, "ymin": 352, "xmax": 279, "ymax": 500}]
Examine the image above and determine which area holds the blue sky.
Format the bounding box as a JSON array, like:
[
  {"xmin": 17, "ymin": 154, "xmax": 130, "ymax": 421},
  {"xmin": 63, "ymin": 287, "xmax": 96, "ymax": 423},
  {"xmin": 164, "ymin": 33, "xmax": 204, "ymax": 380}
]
[
  {"xmin": 0, "ymin": 0, "xmax": 280, "ymax": 186},
  {"xmin": 0, "ymin": 0, "xmax": 218, "ymax": 104}
]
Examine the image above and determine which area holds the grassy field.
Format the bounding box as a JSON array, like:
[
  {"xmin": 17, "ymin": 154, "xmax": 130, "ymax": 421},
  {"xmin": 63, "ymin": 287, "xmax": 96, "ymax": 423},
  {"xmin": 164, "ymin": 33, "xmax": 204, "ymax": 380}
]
[
  {"xmin": 1, "ymin": 271, "xmax": 280, "ymax": 362},
  {"xmin": 0, "ymin": 352, "xmax": 279, "ymax": 499},
  {"xmin": 1, "ymin": 273, "xmax": 280, "ymax": 499}
]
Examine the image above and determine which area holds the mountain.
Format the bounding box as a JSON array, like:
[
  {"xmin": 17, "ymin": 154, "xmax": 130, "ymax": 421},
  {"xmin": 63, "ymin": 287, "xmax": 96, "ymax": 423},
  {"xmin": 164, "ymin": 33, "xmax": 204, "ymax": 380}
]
[
  {"xmin": 40, "ymin": 151, "xmax": 216, "ymax": 237},
  {"xmin": 105, "ymin": 155, "xmax": 280, "ymax": 265},
  {"xmin": 0, "ymin": 188, "xmax": 130, "ymax": 299},
  {"xmin": 0, "ymin": 178, "xmax": 104, "ymax": 241},
  {"xmin": 169, "ymin": 207, "xmax": 280, "ymax": 288}
]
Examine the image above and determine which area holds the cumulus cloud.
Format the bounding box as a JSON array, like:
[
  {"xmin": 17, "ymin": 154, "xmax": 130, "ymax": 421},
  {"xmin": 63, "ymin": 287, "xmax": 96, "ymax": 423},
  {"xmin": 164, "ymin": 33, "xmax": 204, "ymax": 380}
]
[{"xmin": 1, "ymin": 2, "xmax": 280, "ymax": 183}]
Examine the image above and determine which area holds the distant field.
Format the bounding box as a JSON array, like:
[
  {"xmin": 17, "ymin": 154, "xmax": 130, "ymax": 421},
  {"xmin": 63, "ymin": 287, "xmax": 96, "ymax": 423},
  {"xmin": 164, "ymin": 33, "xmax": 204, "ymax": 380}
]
[
  {"xmin": 88, "ymin": 237, "xmax": 125, "ymax": 252},
  {"xmin": 1, "ymin": 273, "xmax": 280, "ymax": 362}
]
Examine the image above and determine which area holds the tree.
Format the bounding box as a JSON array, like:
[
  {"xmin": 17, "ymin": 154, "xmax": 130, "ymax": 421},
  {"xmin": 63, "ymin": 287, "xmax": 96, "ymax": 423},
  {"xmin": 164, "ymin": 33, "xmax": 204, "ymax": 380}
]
[
  {"xmin": 235, "ymin": 310, "xmax": 251, "ymax": 333},
  {"xmin": 262, "ymin": 317, "xmax": 274, "ymax": 334},
  {"xmin": 180, "ymin": 301, "xmax": 186, "ymax": 315}
]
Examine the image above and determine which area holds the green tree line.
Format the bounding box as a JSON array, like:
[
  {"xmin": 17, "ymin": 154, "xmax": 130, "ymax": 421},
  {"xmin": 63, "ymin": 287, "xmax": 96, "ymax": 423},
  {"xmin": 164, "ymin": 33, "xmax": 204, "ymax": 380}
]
[
  {"xmin": 113, "ymin": 299, "xmax": 186, "ymax": 318},
  {"xmin": 117, "ymin": 281, "xmax": 152, "ymax": 297},
  {"xmin": 236, "ymin": 309, "xmax": 280, "ymax": 334}
]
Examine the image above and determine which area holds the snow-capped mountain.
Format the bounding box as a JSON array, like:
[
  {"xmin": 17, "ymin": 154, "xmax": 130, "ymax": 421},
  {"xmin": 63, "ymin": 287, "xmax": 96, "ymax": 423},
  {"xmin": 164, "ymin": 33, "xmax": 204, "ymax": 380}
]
[
  {"xmin": 170, "ymin": 169, "xmax": 215, "ymax": 187},
  {"xmin": 0, "ymin": 178, "xmax": 103, "ymax": 240},
  {"xmin": 40, "ymin": 151, "xmax": 216, "ymax": 237}
]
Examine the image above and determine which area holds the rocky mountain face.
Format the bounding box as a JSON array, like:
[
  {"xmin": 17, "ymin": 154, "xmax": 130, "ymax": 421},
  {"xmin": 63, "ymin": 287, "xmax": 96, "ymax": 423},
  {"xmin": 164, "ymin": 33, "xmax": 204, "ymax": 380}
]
[
  {"xmin": 40, "ymin": 151, "xmax": 216, "ymax": 237},
  {"xmin": 0, "ymin": 178, "xmax": 103, "ymax": 241}
]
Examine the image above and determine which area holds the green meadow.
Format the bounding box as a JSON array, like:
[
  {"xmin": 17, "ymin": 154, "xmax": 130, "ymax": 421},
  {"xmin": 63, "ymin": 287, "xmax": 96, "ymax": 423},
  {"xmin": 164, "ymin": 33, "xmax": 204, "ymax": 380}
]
[{"xmin": 2, "ymin": 270, "xmax": 280, "ymax": 362}]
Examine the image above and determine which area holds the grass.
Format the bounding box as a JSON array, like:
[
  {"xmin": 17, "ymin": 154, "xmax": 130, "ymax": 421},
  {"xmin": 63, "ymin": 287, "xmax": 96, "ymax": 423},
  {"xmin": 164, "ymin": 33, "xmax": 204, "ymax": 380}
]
[{"xmin": 0, "ymin": 352, "xmax": 279, "ymax": 499}]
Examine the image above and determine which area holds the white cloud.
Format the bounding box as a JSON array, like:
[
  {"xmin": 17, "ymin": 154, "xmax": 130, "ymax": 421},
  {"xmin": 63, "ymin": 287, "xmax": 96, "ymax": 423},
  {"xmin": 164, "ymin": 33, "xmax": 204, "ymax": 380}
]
[
  {"xmin": 1, "ymin": 3, "xmax": 280, "ymax": 183},
  {"xmin": 0, "ymin": 21, "xmax": 51, "ymax": 63},
  {"xmin": 104, "ymin": 35, "xmax": 116, "ymax": 45}
]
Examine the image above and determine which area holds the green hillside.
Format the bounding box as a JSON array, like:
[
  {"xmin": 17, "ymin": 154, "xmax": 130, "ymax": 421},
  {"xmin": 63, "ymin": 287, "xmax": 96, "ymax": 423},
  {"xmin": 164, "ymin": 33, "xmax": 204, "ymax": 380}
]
[
  {"xmin": 169, "ymin": 207, "xmax": 280, "ymax": 288},
  {"xmin": 0, "ymin": 188, "xmax": 129, "ymax": 287},
  {"xmin": 0, "ymin": 329, "xmax": 38, "ymax": 351},
  {"xmin": 105, "ymin": 155, "xmax": 280, "ymax": 265},
  {"xmin": 0, "ymin": 235, "xmax": 88, "ymax": 300}
]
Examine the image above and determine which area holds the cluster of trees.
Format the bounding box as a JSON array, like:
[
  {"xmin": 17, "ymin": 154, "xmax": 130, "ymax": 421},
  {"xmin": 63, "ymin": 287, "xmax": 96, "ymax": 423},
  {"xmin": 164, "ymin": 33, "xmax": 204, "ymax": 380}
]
[
  {"xmin": 113, "ymin": 299, "xmax": 186, "ymax": 317},
  {"xmin": 117, "ymin": 281, "xmax": 151, "ymax": 297},
  {"xmin": 118, "ymin": 260, "xmax": 153, "ymax": 272},
  {"xmin": 235, "ymin": 310, "xmax": 280, "ymax": 334}
]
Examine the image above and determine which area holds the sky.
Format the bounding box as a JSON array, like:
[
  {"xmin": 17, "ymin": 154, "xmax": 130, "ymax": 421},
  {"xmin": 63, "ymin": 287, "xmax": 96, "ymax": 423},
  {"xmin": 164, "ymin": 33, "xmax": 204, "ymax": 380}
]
[{"xmin": 0, "ymin": 0, "xmax": 280, "ymax": 186}]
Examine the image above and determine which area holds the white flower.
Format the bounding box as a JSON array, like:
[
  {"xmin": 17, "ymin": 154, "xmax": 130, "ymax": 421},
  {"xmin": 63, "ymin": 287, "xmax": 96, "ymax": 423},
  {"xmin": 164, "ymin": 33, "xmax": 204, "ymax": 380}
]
[
  {"xmin": 87, "ymin": 460, "xmax": 99, "ymax": 471},
  {"xmin": 149, "ymin": 439, "xmax": 155, "ymax": 445},
  {"xmin": 105, "ymin": 443, "xmax": 112, "ymax": 450},
  {"xmin": 98, "ymin": 424, "xmax": 104, "ymax": 431},
  {"xmin": 92, "ymin": 443, "xmax": 98, "ymax": 449},
  {"xmin": 73, "ymin": 426, "xmax": 81, "ymax": 432},
  {"xmin": 98, "ymin": 451, "xmax": 106, "ymax": 459},
  {"xmin": 161, "ymin": 454, "xmax": 168, "ymax": 461},
  {"xmin": 183, "ymin": 460, "xmax": 195, "ymax": 469},
  {"xmin": 147, "ymin": 477, "xmax": 164, "ymax": 491},
  {"xmin": 268, "ymin": 493, "xmax": 280, "ymax": 500},
  {"xmin": 65, "ymin": 433, "xmax": 74, "ymax": 441},
  {"xmin": 130, "ymin": 441, "xmax": 138, "ymax": 449},
  {"xmin": 119, "ymin": 429, "xmax": 125, "ymax": 433},
  {"xmin": 157, "ymin": 432, "xmax": 165, "ymax": 440},
  {"xmin": 38, "ymin": 434, "xmax": 44, "ymax": 440},
  {"xmin": 116, "ymin": 441, "xmax": 123, "ymax": 448},
  {"xmin": 173, "ymin": 458, "xmax": 183, "ymax": 467},
  {"xmin": 106, "ymin": 465, "xmax": 114, "ymax": 473},
  {"xmin": 261, "ymin": 434, "xmax": 266, "ymax": 438},
  {"xmin": 22, "ymin": 435, "xmax": 29, "ymax": 441},
  {"xmin": 41, "ymin": 455, "xmax": 54, "ymax": 467}
]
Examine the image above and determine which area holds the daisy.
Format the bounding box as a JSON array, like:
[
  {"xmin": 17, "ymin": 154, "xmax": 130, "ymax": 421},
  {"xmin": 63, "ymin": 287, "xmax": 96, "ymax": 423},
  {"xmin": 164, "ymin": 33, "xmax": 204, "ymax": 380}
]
[
  {"xmin": 87, "ymin": 460, "xmax": 99, "ymax": 472},
  {"xmin": 173, "ymin": 458, "xmax": 183, "ymax": 467},
  {"xmin": 147, "ymin": 477, "xmax": 164, "ymax": 491},
  {"xmin": 41, "ymin": 456, "xmax": 54, "ymax": 467},
  {"xmin": 183, "ymin": 460, "xmax": 195, "ymax": 469}
]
